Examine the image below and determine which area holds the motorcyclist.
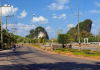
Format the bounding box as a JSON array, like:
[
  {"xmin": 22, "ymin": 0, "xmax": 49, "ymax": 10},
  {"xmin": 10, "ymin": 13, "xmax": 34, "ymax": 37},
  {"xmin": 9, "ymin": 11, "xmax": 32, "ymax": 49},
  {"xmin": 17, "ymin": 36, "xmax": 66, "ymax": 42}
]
[{"xmin": 12, "ymin": 44, "xmax": 16, "ymax": 51}]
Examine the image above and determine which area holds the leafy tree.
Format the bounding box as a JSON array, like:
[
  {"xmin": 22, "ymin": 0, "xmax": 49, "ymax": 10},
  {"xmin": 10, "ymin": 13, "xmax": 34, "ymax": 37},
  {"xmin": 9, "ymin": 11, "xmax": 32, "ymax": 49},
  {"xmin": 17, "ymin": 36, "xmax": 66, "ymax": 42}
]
[
  {"xmin": 26, "ymin": 29, "xmax": 35, "ymax": 38},
  {"xmin": 88, "ymin": 35, "xmax": 100, "ymax": 42},
  {"xmin": 57, "ymin": 34, "xmax": 73, "ymax": 48},
  {"xmin": 67, "ymin": 27, "xmax": 78, "ymax": 42},
  {"xmin": 26, "ymin": 26, "xmax": 49, "ymax": 43},
  {"xmin": 66, "ymin": 19, "xmax": 92, "ymax": 42},
  {"xmin": 0, "ymin": 29, "xmax": 18, "ymax": 49},
  {"xmin": 34, "ymin": 26, "xmax": 49, "ymax": 40},
  {"xmin": 76, "ymin": 19, "xmax": 92, "ymax": 32}
]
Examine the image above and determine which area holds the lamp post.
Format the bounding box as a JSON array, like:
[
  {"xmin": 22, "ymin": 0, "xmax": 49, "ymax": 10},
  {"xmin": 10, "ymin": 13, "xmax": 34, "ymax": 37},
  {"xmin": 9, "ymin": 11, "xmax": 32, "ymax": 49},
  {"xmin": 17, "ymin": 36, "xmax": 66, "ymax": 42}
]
[{"xmin": 0, "ymin": 5, "xmax": 11, "ymax": 46}]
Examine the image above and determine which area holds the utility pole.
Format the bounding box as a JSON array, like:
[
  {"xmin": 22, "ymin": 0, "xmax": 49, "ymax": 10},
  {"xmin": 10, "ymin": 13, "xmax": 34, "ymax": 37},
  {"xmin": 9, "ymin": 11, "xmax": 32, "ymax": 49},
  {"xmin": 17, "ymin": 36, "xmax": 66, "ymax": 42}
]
[
  {"xmin": 77, "ymin": 8, "xmax": 81, "ymax": 44},
  {"xmin": 0, "ymin": 6, "xmax": 3, "ymax": 44}
]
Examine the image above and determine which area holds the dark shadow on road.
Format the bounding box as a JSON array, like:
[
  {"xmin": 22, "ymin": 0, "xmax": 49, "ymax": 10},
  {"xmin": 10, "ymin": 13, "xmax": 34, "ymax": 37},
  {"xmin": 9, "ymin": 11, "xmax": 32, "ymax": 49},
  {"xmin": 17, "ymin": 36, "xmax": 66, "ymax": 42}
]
[
  {"xmin": 0, "ymin": 50, "xmax": 33, "ymax": 58},
  {"xmin": 0, "ymin": 62, "xmax": 100, "ymax": 70},
  {"xmin": 96, "ymin": 62, "xmax": 100, "ymax": 65}
]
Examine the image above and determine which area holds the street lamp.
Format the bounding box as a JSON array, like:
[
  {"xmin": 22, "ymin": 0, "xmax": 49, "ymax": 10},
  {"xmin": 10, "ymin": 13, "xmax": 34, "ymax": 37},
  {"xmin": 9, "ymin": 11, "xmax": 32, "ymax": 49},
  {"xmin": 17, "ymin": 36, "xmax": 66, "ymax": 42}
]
[{"xmin": 0, "ymin": 5, "xmax": 11, "ymax": 45}]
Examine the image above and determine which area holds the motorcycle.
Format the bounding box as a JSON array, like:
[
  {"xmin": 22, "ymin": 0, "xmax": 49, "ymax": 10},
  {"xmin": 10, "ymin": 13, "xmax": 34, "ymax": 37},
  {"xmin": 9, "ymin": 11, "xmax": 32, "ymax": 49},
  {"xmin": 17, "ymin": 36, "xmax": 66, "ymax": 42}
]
[{"xmin": 12, "ymin": 47, "xmax": 16, "ymax": 52}]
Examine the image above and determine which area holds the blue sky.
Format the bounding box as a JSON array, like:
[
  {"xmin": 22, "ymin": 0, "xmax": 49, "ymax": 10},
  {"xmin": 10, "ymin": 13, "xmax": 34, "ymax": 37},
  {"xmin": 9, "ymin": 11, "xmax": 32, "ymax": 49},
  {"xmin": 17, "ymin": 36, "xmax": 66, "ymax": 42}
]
[{"xmin": 1, "ymin": 0, "xmax": 100, "ymax": 39}]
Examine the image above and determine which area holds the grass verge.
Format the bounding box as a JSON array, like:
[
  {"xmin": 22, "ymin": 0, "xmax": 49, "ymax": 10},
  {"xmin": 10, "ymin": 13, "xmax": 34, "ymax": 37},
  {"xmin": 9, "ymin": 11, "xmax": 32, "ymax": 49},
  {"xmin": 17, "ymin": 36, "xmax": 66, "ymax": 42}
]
[
  {"xmin": 29, "ymin": 44, "xmax": 100, "ymax": 61},
  {"xmin": 55, "ymin": 48, "xmax": 100, "ymax": 58}
]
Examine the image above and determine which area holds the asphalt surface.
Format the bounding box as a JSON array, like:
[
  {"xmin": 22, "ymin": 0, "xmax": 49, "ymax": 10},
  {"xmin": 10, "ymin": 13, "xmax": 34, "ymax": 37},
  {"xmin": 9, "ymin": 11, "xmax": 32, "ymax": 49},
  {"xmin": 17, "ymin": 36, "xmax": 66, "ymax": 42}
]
[{"xmin": 0, "ymin": 46, "xmax": 100, "ymax": 70}]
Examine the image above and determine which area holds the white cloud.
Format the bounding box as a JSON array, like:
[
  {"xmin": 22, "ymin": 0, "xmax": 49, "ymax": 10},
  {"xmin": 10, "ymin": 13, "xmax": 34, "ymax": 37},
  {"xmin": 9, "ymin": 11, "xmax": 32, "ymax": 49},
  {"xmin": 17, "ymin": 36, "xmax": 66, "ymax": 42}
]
[
  {"xmin": 67, "ymin": 24, "xmax": 75, "ymax": 29},
  {"xmin": 89, "ymin": 10, "xmax": 100, "ymax": 14},
  {"xmin": 48, "ymin": 0, "xmax": 69, "ymax": 10},
  {"xmin": 3, "ymin": 23, "xmax": 35, "ymax": 30},
  {"xmin": 18, "ymin": 10, "xmax": 27, "ymax": 18},
  {"xmin": 52, "ymin": 13, "xmax": 67, "ymax": 19},
  {"xmin": 2, "ymin": 23, "xmax": 36, "ymax": 36},
  {"xmin": 16, "ymin": 23, "xmax": 35, "ymax": 30},
  {"xmin": 1, "ymin": 4, "xmax": 18, "ymax": 16},
  {"xmin": 32, "ymin": 16, "xmax": 48, "ymax": 24},
  {"xmin": 95, "ymin": 2, "xmax": 100, "ymax": 7}
]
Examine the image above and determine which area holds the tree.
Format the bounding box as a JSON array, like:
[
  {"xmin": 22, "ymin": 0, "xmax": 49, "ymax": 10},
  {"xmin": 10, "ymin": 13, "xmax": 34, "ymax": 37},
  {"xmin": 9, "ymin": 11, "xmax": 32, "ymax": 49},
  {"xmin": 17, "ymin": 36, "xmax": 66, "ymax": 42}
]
[
  {"xmin": 26, "ymin": 26, "xmax": 49, "ymax": 43},
  {"xmin": 57, "ymin": 34, "xmax": 73, "ymax": 48},
  {"xmin": 26, "ymin": 29, "xmax": 35, "ymax": 38},
  {"xmin": 0, "ymin": 29, "xmax": 18, "ymax": 49},
  {"xmin": 34, "ymin": 26, "xmax": 49, "ymax": 40},
  {"xmin": 66, "ymin": 19, "xmax": 92, "ymax": 42},
  {"xmin": 88, "ymin": 35, "xmax": 100, "ymax": 42},
  {"xmin": 76, "ymin": 19, "xmax": 92, "ymax": 32},
  {"xmin": 67, "ymin": 27, "xmax": 78, "ymax": 42}
]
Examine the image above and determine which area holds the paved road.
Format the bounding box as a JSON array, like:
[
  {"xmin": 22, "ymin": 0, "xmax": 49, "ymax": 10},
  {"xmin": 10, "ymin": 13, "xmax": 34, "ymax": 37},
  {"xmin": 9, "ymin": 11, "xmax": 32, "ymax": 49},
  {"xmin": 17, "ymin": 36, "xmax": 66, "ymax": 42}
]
[{"xmin": 0, "ymin": 46, "xmax": 100, "ymax": 70}]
